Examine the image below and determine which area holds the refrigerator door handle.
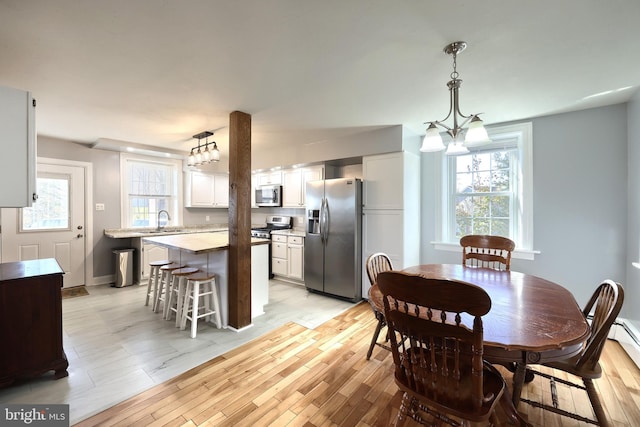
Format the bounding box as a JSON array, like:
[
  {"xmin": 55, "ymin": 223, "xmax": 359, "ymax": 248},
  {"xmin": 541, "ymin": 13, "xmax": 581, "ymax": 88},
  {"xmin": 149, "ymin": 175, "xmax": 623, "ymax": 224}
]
[
  {"xmin": 319, "ymin": 197, "xmax": 326, "ymax": 244},
  {"xmin": 323, "ymin": 197, "xmax": 330, "ymax": 244}
]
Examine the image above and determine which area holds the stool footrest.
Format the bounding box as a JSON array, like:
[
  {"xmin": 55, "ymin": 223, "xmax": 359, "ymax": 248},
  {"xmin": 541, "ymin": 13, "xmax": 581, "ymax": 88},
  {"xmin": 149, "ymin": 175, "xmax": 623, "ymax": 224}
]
[{"xmin": 180, "ymin": 276, "xmax": 221, "ymax": 338}]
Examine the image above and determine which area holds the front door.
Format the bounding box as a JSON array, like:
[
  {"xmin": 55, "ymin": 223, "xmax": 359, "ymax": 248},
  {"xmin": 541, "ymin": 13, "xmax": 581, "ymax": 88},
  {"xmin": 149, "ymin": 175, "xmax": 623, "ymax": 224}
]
[{"xmin": 0, "ymin": 162, "xmax": 86, "ymax": 287}]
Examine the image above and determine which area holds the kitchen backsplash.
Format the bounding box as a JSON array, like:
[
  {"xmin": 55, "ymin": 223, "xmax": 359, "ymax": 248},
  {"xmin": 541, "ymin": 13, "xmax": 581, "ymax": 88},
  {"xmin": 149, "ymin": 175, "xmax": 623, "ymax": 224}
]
[{"xmin": 184, "ymin": 207, "xmax": 305, "ymax": 231}]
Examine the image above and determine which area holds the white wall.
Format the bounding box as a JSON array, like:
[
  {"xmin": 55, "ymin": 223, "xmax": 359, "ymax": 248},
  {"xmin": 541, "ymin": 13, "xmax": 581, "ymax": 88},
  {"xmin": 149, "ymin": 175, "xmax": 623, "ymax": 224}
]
[
  {"xmin": 421, "ymin": 103, "xmax": 629, "ymax": 311},
  {"xmin": 626, "ymin": 90, "xmax": 640, "ymax": 325},
  {"xmin": 251, "ymin": 125, "xmax": 403, "ymax": 170}
]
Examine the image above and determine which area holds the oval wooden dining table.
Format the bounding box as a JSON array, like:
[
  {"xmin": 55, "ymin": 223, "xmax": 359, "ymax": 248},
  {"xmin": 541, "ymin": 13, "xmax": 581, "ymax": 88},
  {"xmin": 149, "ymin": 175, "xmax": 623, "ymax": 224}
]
[{"xmin": 399, "ymin": 264, "xmax": 591, "ymax": 406}]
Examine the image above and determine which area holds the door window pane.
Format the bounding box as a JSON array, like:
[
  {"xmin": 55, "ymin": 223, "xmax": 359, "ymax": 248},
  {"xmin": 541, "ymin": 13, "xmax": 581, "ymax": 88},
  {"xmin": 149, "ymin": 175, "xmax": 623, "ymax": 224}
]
[{"xmin": 21, "ymin": 175, "xmax": 70, "ymax": 231}]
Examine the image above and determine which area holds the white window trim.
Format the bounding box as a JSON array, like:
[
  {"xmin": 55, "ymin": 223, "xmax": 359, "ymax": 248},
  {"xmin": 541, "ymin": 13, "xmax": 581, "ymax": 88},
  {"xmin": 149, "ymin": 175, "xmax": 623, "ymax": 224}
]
[
  {"xmin": 119, "ymin": 152, "xmax": 183, "ymax": 228},
  {"xmin": 432, "ymin": 122, "xmax": 537, "ymax": 258}
]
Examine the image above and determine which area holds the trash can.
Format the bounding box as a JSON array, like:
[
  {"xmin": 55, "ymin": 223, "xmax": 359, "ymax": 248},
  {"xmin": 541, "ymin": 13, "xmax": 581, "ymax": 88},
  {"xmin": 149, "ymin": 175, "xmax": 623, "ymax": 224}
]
[{"xmin": 113, "ymin": 248, "xmax": 135, "ymax": 287}]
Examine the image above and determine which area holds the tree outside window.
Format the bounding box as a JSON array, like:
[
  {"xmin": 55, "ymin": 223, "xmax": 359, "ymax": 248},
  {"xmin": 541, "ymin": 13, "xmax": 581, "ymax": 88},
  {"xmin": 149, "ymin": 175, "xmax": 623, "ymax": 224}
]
[
  {"xmin": 454, "ymin": 149, "xmax": 514, "ymax": 239},
  {"xmin": 440, "ymin": 122, "xmax": 533, "ymax": 252}
]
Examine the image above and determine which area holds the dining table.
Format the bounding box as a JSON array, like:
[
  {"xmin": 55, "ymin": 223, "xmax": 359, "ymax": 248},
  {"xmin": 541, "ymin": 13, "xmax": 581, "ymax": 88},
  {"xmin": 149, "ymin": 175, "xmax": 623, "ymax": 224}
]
[{"xmin": 395, "ymin": 263, "xmax": 591, "ymax": 406}]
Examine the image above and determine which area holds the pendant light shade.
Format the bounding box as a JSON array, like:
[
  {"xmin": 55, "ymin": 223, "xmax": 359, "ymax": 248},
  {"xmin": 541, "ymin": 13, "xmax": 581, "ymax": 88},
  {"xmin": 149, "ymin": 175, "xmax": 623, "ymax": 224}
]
[
  {"xmin": 420, "ymin": 123, "xmax": 446, "ymax": 152},
  {"xmin": 211, "ymin": 142, "xmax": 220, "ymax": 161},
  {"xmin": 464, "ymin": 115, "xmax": 491, "ymax": 145}
]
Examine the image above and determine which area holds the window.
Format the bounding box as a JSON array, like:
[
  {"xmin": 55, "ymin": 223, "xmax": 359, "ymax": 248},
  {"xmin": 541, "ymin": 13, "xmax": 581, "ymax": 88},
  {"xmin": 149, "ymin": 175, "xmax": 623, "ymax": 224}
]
[
  {"xmin": 21, "ymin": 173, "xmax": 70, "ymax": 231},
  {"xmin": 120, "ymin": 154, "xmax": 183, "ymax": 228},
  {"xmin": 438, "ymin": 122, "xmax": 533, "ymax": 255}
]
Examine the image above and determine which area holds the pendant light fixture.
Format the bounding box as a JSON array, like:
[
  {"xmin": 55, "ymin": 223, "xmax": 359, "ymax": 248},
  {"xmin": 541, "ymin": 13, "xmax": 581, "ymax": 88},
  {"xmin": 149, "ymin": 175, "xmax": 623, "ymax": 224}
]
[
  {"xmin": 420, "ymin": 41, "xmax": 491, "ymax": 155},
  {"xmin": 187, "ymin": 131, "xmax": 220, "ymax": 166}
]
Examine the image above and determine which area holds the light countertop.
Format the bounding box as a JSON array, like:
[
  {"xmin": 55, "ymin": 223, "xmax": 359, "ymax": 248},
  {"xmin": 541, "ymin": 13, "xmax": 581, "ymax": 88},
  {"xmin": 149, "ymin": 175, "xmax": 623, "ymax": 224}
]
[
  {"xmin": 104, "ymin": 225, "xmax": 228, "ymax": 239},
  {"xmin": 271, "ymin": 229, "xmax": 306, "ymax": 237},
  {"xmin": 142, "ymin": 232, "xmax": 269, "ymax": 254}
]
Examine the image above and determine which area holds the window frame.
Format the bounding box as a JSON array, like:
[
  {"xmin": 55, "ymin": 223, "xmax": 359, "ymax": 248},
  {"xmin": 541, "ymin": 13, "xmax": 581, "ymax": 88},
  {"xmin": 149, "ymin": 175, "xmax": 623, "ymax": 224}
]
[
  {"xmin": 433, "ymin": 122, "xmax": 537, "ymax": 260},
  {"xmin": 119, "ymin": 153, "xmax": 183, "ymax": 229}
]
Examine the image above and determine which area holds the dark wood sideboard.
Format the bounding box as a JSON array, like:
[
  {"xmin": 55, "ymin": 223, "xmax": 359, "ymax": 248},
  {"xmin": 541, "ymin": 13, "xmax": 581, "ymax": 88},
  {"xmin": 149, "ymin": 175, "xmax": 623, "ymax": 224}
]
[{"xmin": 0, "ymin": 258, "xmax": 68, "ymax": 387}]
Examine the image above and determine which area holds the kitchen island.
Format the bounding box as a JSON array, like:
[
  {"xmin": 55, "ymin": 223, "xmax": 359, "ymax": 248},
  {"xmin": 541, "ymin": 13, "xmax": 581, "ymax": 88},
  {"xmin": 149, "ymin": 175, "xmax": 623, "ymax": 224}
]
[
  {"xmin": 104, "ymin": 225, "xmax": 230, "ymax": 284},
  {"xmin": 142, "ymin": 232, "xmax": 270, "ymax": 329}
]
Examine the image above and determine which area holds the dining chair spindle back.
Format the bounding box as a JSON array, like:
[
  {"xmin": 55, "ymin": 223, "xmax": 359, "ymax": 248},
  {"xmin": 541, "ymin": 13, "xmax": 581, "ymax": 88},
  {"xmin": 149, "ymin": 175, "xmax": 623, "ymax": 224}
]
[
  {"xmin": 365, "ymin": 252, "xmax": 393, "ymax": 360},
  {"xmin": 520, "ymin": 279, "xmax": 624, "ymax": 427},
  {"xmin": 460, "ymin": 234, "xmax": 515, "ymax": 271},
  {"xmin": 377, "ymin": 270, "xmax": 529, "ymax": 426}
]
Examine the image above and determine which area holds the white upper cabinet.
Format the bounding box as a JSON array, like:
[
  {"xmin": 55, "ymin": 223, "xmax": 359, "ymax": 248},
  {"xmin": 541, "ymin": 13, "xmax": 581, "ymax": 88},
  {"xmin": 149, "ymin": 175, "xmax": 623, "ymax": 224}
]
[
  {"xmin": 0, "ymin": 86, "xmax": 37, "ymax": 207},
  {"xmin": 185, "ymin": 171, "xmax": 229, "ymax": 208},
  {"xmin": 251, "ymin": 174, "xmax": 258, "ymax": 208},
  {"xmin": 282, "ymin": 166, "xmax": 323, "ymax": 208},
  {"xmin": 256, "ymin": 171, "xmax": 282, "ymax": 186},
  {"xmin": 213, "ymin": 173, "xmax": 229, "ymax": 206},
  {"xmin": 362, "ymin": 152, "xmax": 405, "ymax": 210}
]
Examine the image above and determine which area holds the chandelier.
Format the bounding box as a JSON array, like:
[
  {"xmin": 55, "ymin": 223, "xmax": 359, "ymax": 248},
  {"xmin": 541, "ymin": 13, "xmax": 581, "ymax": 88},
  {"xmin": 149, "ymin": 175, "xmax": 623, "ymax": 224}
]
[
  {"xmin": 420, "ymin": 41, "xmax": 490, "ymax": 155},
  {"xmin": 187, "ymin": 131, "xmax": 220, "ymax": 166}
]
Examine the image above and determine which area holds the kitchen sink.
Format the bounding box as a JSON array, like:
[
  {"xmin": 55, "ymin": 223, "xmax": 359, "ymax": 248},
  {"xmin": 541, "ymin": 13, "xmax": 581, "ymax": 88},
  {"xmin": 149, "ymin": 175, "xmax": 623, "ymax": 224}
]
[{"xmin": 132, "ymin": 229, "xmax": 186, "ymax": 235}]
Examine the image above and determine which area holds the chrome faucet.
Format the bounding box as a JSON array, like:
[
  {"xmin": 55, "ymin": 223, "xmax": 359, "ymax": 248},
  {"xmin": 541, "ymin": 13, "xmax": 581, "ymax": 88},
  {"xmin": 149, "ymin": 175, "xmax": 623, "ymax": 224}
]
[{"xmin": 157, "ymin": 209, "xmax": 171, "ymax": 231}]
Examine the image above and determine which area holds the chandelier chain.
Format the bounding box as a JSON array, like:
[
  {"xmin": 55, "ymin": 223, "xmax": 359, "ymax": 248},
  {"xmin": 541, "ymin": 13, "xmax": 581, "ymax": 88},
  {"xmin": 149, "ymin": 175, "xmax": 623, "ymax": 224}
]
[{"xmin": 450, "ymin": 51, "xmax": 459, "ymax": 80}]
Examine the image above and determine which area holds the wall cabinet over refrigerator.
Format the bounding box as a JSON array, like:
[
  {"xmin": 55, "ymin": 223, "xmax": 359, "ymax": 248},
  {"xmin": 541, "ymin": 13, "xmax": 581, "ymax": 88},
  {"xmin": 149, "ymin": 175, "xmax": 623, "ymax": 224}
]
[
  {"xmin": 282, "ymin": 166, "xmax": 324, "ymax": 208},
  {"xmin": 185, "ymin": 171, "xmax": 229, "ymax": 208},
  {"xmin": 0, "ymin": 86, "xmax": 37, "ymax": 207}
]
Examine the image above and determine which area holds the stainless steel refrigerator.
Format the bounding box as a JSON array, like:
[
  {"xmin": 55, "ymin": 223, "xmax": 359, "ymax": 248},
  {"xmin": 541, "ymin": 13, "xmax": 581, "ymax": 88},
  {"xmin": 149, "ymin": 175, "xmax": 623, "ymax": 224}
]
[{"xmin": 305, "ymin": 178, "xmax": 362, "ymax": 301}]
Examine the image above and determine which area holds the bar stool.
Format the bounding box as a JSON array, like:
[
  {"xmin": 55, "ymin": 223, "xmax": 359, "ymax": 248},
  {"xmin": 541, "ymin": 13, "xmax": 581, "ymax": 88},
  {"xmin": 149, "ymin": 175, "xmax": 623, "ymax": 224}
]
[
  {"xmin": 180, "ymin": 271, "xmax": 221, "ymax": 338},
  {"xmin": 145, "ymin": 260, "xmax": 173, "ymax": 309},
  {"xmin": 154, "ymin": 263, "xmax": 185, "ymax": 314},
  {"xmin": 164, "ymin": 266, "xmax": 199, "ymax": 324}
]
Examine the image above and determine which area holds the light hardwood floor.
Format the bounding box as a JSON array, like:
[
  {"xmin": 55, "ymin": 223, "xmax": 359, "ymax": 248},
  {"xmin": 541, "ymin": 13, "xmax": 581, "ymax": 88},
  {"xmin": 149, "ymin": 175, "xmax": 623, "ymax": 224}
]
[
  {"xmin": 74, "ymin": 301, "xmax": 640, "ymax": 427},
  {"xmin": 0, "ymin": 280, "xmax": 355, "ymax": 425}
]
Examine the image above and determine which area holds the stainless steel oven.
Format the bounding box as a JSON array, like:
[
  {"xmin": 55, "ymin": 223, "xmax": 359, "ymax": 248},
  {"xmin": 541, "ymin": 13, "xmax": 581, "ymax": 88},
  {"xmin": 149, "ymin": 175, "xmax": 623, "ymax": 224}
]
[{"xmin": 255, "ymin": 185, "xmax": 282, "ymax": 207}]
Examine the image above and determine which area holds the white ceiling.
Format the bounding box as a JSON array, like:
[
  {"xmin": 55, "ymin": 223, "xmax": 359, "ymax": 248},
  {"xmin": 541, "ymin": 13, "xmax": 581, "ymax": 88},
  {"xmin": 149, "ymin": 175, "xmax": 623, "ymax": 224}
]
[{"xmin": 2, "ymin": 0, "xmax": 640, "ymax": 158}]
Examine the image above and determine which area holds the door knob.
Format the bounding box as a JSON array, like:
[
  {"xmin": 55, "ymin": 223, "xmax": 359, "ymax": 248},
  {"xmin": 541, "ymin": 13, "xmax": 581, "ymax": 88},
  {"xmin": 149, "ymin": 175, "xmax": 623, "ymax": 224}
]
[
  {"xmin": 77, "ymin": 234, "xmax": 84, "ymax": 238},
  {"xmin": 77, "ymin": 225, "xmax": 83, "ymax": 230}
]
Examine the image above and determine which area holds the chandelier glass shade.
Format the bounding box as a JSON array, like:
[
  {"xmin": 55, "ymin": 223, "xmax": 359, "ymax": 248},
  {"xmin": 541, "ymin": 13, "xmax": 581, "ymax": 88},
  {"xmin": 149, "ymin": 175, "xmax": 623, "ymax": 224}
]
[
  {"xmin": 187, "ymin": 131, "xmax": 220, "ymax": 166},
  {"xmin": 420, "ymin": 41, "xmax": 491, "ymax": 155}
]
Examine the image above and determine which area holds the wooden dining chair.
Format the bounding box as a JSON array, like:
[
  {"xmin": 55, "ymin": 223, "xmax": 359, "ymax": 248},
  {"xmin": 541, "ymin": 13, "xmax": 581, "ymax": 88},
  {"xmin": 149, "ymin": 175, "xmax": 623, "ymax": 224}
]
[
  {"xmin": 460, "ymin": 234, "xmax": 515, "ymax": 271},
  {"xmin": 520, "ymin": 280, "xmax": 624, "ymax": 427},
  {"xmin": 365, "ymin": 252, "xmax": 393, "ymax": 360},
  {"xmin": 377, "ymin": 270, "xmax": 530, "ymax": 426}
]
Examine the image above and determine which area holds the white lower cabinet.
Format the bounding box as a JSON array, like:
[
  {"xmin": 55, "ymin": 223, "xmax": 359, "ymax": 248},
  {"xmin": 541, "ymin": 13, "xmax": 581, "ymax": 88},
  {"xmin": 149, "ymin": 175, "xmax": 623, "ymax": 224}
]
[
  {"xmin": 287, "ymin": 236, "xmax": 304, "ymax": 280},
  {"xmin": 271, "ymin": 234, "xmax": 304, "ymax": 281},
  {"xmin": 133, "ymin": 240, "xmax": 169, "ymax": 283},
  {"xmin": 361, "ymin": 210, "xmax": 403, "ymax": 297},
  {"xmin": 272, "ymin": 235, "xmax": 288, "ymax": 276}
]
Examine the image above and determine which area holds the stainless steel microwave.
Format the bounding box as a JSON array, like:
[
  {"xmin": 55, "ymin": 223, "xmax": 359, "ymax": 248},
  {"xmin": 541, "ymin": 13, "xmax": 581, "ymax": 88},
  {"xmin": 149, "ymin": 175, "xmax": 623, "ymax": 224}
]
[{"xmin": 255, "ymin": 185, "xmax": 282, "ymax": 207}]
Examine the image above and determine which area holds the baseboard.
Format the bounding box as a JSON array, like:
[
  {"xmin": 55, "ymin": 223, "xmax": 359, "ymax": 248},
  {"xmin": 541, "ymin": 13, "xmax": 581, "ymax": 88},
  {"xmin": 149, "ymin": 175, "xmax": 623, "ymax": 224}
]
[
  {"xmin": 227, "ymin": 323, "xmax": 253, "ymax": 333},
  {"xmin": 611, "ymin": 317, "xmax": 640, "ymax": 369},
  {"xmin": 87, "ymin": 274, "xmax": 115, "ymax": 286}
]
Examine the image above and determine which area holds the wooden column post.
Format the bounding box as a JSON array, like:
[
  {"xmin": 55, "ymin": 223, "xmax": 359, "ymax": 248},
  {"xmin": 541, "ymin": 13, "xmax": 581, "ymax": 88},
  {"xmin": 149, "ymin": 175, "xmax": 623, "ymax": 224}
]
[{"xmin": 228, "ymin": 111, "xmax": 252, "ymax": 329}]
